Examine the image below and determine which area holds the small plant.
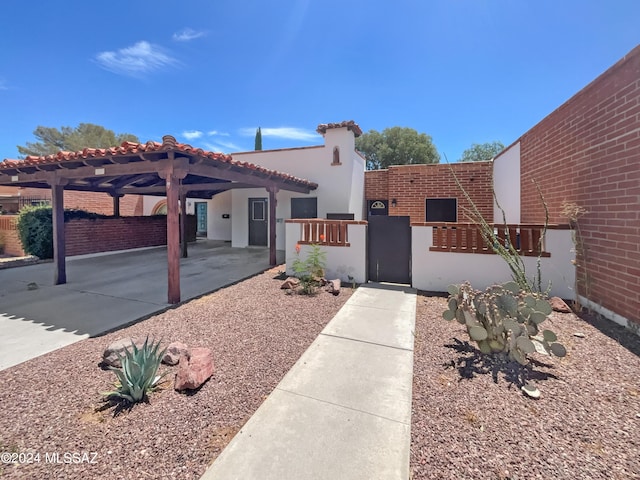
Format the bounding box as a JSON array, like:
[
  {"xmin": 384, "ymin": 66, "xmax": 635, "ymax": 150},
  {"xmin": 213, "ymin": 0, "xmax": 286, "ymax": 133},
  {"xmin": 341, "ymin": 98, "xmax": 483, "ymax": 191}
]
[
  {"xmin": 561, "ymin": 201, "xmax": 589, "ymax": 311},
  {"xmin": 103, "ymin": 337, "xmax": 167, "ymax": 404},
  {"xmin": 291, "ymin": 243, "xmax": 327, "ymax": 295},
  {"xmin": 443, "ymin": 282, "xmax": 566, "ymax": 366}
]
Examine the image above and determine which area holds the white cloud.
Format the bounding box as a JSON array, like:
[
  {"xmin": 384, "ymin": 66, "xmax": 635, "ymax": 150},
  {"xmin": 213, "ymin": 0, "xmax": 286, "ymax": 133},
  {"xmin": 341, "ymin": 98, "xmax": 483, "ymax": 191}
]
[
  {"xmin": 0, "ymin": 79, "xmax": 7, "ymax": 90},
  {"xmin": 204, "ymin": 140, "xmax": 243, "ymax": 153},
  {"xmin": 182, "ymin": 130, "xmax": 203, "ymax": 140},
  {"xmin": 207, "ymin": 130, "xmax": 230, "ymax": 137},
  {"xmin": 239, "ymin": 127, "xmax": 319, "ymax": 141},
  {"xmin": 172, "ymin": 28, "xmax": 206, "ymax": 42},
  {"xmin": 95, "ymin": 41, "xmax": 177, "ymax": 77}
]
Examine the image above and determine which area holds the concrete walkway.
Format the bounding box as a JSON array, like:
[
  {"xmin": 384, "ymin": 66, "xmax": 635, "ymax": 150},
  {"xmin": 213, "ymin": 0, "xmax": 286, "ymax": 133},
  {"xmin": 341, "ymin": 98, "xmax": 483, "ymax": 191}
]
[
  {"xmin": 201, "ymin": 282, "xmax": 417, "ymax": 480},
  {"xmin": 0, "ymin": 241, "xmax": 283, "ymax": 371}
]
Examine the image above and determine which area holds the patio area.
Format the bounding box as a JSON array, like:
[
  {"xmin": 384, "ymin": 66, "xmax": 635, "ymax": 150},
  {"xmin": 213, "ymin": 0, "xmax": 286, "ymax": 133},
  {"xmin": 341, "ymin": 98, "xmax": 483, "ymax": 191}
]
[{"xmin": 0, "ymin": 240, "xmax": 283, "ymax": 370}]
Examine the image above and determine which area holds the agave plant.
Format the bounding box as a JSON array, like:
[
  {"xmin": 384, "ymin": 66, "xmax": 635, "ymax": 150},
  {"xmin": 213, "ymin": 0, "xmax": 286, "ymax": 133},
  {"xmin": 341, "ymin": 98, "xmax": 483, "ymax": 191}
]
[{"xmin": 103, "ymin": 337, "xmax": 167, "ymax": 403}]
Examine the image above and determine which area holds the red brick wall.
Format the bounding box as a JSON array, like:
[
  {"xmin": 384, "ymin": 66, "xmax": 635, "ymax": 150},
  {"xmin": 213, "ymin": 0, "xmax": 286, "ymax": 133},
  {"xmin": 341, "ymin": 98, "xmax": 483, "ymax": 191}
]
[
  {"xmin": 9, "ymin": 187, "xmax": 142, "ymax": 216},
  {"xmin": 519, "ymin": 45, "xmax": 640, "ymax": 325},
  {"xmin": 66, "ymin": 216, "xmax": 197, "ymax": 256},
  {"xmin": 365, "ymin": 162, "xmax": 494, "ymax": 223},
  {"xmin": 0, "ymin": 216, "xmax": 25, "ymax": 256}
]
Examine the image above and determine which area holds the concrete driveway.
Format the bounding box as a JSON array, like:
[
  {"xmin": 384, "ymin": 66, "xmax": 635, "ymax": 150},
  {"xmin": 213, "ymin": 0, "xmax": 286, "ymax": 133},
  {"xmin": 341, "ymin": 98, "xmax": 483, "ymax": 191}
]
[{"xmin": 0, "ymin": 241, "xmax": 283, "ymax": 370}]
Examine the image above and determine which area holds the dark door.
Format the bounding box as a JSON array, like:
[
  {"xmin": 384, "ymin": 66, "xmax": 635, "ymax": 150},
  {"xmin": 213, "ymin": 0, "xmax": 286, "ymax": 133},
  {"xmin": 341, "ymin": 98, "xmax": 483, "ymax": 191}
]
[
  {"xmin": 368, "ymin": 216, "xmax": 411, "ymax": 284},
  {"xmin": 195, "ymin": 202, "xmax": 207, "ymax": 236},
  {"xmin": 248, "ymin": 198, "xmax": 268, "ymax": 246}
]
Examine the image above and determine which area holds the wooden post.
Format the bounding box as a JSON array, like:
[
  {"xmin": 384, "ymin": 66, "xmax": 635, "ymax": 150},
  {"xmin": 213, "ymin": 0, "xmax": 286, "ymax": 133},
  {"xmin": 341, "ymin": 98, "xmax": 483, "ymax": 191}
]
[
  {"xmin": 180, "ymin": 192, "xmax": 188, "ymax": 258},
  {"xmin": 112, "ymin": 193, "xmax": 123, "ymax": 218},
  {"xmin": 160, "ymin": 157, "xmax": 187, "ymax": 304},
  {"xmin": 50, "ymin": 178, "xmax": 68, "ymax": 285},
  {"xmin": 268, "ymin": 186, "xmax": 278, "ymax": 266}
]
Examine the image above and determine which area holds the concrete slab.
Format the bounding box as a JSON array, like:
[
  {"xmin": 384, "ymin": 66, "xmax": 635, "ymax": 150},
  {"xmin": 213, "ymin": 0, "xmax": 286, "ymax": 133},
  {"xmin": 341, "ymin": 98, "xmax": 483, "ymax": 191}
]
[
  {"xmin": 203, "ymin": 389, "xmax": 410, "ymax": 480},
  {"xmin": 347, "ymin": 283, "xmax": 416, "ymax": 313},
  {"xmin": 322, "ymin": 302, "xmax": 416, "ymax": 350},
  {"xmin": 0, "ymin": 241, "xmax": 283, "ymax": 371},
  {"xmin": 278, "ymin": 334, "xmax": 413, "ymax": 424}
]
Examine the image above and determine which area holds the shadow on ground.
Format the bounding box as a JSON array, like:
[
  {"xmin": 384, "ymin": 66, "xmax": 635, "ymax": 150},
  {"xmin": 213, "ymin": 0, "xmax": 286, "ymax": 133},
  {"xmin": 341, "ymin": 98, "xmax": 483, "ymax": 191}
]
[{"xmin": 444, "ymin": 338, "xmax": 559, "ymax": 389}]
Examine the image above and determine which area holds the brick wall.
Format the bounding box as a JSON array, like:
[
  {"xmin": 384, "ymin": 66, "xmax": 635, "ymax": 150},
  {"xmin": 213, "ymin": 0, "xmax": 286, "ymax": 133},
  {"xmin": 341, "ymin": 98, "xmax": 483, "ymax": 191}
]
[
  {"xmin": 518, "ymin": 45, "xmax": 640, "ymax": 325},
  {"xmin": 0, "ymin": 215, "xmax": 196, "ymax": 258},
  {"xmin": 0, "ymin": 216, "xmax": 25, "ymax": 256},
  {"xmin": 66, "ymin": 215, "xmax": 197, "ymax": 256},
  {"xmin": 365, "ymin": 162, "xmax": 494, "ymax": 223},
  {"xmin": 8, "ymin": 187, "xmax": 143, "ymax": 216}
]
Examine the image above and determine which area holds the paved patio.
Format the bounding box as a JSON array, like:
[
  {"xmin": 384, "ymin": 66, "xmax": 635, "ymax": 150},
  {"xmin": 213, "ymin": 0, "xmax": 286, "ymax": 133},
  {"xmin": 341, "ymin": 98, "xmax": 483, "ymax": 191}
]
[{"xmin": 0, "ymin": 241, "xmax": 283, "ymax": 370}]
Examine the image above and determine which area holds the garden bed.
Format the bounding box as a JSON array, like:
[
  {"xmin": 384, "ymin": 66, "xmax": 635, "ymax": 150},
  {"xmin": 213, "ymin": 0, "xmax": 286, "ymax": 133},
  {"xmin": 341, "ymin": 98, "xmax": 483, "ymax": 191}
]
[
  {"xmin": 411, "ymin": 294, "xmax": 640, "ymax": 479},
  {"xmin": 0, "ymin": 268, "xmax": 351, "ymax": 479}
]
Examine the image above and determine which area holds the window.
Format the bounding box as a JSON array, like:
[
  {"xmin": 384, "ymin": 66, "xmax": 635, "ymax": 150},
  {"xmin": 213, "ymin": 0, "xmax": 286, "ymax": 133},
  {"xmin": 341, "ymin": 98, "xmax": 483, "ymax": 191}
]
[
  {"xmin": 291, "ymin": 197, "xmax": 318, "ymax": 219},
  {"xmin": 252, "ymin": 200, "xmax": 265, "ymax": 221},
  {"xmin": 425, "ymin": 198, "xmax": 457, "ymax": 222},
  {"xmin": 367, "ymin": 199, "xmax": 388, "ymax": 217},
  {"xmin": 332, "ymin": 146, "xmax": 341, "ymax": 165}
]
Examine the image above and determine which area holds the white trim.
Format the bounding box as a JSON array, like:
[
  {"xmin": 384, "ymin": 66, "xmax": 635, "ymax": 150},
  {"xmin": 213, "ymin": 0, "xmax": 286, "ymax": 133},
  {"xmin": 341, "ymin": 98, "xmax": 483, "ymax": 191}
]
[{"xmin": 577, "ymin": 295, "xmax": 639, "ymax": 335}]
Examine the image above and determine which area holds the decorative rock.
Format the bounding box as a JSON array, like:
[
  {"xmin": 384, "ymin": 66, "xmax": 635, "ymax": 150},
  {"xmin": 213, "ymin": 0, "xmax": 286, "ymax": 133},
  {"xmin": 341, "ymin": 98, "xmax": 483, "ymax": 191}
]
[
  {"xmin": 281, "ymin": 277, "xmax": 300, "ymax": 290},
  {"xmin": 162, "ymin": 341, "xmax": 190, "ymax": 366},
  {"xmin": 326, "ymin": 279, "xmax": 341, "ymax": 296},
  {"xmin": 102, "ymin": 338, "xmax": 138, "ymax": 368},
  {"xmin": 174, "ymin": 347, "xmax": 215, "ymax": 391},
  {"xmin": 550, "ymin": 297, "xmax": 572, "ymax": 313}
]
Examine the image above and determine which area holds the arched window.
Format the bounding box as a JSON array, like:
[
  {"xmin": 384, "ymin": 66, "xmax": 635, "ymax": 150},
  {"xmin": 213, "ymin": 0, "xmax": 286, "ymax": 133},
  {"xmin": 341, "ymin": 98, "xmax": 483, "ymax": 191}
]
[
  {"xmin": 151, "ymin": 200, "xmax": 167, "ymax": 215},
  {"xmin": 332, "ymin": 146, "xmax": 341, "ymax": 165}
]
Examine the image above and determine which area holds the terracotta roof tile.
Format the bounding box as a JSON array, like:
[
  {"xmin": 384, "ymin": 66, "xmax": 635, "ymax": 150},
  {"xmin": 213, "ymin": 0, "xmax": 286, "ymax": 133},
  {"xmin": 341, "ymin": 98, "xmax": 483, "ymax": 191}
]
[
  {"xmin": 316, "ymin": 120, "xmax": 363, "ymax": 137},
  {"xmin": 0, "ymin": 135, "xmax": 317, "ymax": 189}
]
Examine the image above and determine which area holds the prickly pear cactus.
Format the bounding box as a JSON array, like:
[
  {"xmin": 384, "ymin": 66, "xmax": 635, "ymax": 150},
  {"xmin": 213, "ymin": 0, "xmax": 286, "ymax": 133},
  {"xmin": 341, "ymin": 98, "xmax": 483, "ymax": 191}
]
[{"xmin": 443, "ymin": 282, "xmax": 566, "ymax": 365}]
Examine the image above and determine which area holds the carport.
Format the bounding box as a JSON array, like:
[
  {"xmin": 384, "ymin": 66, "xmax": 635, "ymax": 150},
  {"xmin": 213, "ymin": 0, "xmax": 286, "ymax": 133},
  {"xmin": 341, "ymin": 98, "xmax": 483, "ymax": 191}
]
[{"xmin": 0, "ymin": 136, "xmax": 318, "ymax": 303}]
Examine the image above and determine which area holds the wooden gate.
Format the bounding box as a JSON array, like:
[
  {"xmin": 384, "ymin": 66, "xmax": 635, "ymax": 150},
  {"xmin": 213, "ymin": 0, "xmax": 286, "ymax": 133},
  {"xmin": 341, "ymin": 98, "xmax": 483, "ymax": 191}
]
[{"xmin": 367, "ymin": 216, "xmax": 411, "ymax": 284}]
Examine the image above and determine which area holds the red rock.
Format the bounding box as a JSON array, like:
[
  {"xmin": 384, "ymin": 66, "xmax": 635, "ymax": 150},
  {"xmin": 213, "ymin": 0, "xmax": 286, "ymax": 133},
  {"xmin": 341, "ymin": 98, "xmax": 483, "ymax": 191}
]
[
  {"xmin": 550, "ymin": 297, "xmax": 572, "ymax": 313},
  {"xmin": 326, "ymin": 279, "xmax": 341, "ymax": 296},
  {"xmin": 174, "ymin": 347, "xmax": 214, "ymax": 391},
  {"xmin": 281, "ymin": 277, "xmax": 300, "ymax": 289},
  {"xmin": 162, "ymin": 341, "xmax": 190, "ymax": 366}
]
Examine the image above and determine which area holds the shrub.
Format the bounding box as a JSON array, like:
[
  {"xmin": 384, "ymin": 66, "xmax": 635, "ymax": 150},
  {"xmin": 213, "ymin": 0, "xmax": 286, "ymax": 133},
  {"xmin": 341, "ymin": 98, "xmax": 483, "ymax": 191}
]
[
  {"xmin": 16, "ymin": 206, "xmax": 109, "ymax": 259},
  {"xmin": 17, "ymin": 205, "xmax": 54, "ymax": 258},
  {"xmin": 443, "ymin": 282, "xmax": 566, "ymax": 366},
  {"xmin": 103, "ymin": 337, "xmax": 167, "ymax": 404},
  {"xmin": 292, "ymin": 243, "xmax": 327, "ymax": 295}
]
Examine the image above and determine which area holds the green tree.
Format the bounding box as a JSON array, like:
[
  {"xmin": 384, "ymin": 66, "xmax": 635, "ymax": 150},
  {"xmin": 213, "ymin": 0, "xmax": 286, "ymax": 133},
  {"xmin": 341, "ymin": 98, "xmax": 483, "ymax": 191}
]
[
  {"xmin": 254, "ymin": 127, "xmax": 262, "ymax": 151},
  {"xmin": 17, "ymin": 123, "xmax": 139, "ymax": 157},
  {"xmin": 355, "ymin": 127, "xmax": 439, "ymax": 170},
  {"xmin": 459, "ymin": 141, "xmax": 505, "ymax": 162}
]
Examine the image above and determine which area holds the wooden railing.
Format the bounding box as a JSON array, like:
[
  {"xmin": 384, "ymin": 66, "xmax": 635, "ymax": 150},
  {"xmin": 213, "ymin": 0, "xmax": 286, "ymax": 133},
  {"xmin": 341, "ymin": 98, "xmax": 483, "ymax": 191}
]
[
  {"xmin": 286, "ymin": 219, "xmax": 367, "ymax": 247},
  {"xmin": 421, "ymin": 223, "xmax": 552, "ymax": 257}
]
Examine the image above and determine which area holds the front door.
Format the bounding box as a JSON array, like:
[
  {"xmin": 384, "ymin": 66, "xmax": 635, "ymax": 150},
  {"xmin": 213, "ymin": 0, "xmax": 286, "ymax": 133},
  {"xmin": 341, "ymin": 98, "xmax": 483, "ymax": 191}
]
[
  {"xmin": 368, "ymin": 216, "xmax": 411, "ymax": 284},
  {"xmin": 248, "ymin": 198, "xmax": 268, "ymax": 246},
  {"xmin": 195, "ymin": 202, "xmax": 207, "ymax": 236}
]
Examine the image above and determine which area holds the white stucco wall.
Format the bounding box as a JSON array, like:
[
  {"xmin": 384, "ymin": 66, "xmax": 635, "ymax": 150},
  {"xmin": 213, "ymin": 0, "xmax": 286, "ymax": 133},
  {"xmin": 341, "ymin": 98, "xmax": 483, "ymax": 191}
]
[
  {"xmin": 142, "ymin": 195, "xmax": 196, "ymax": 215},
  {"xmin": 228, "ymin": 127, "xmax": 365, "ymax": 248},
  {"xmin": 411, "ymin": 226, "xmax": 575, "ymax": 299},
  {"xmin": 285, "ymin": 222, "xmax": 367, "ymax": 284},
  {"xmin": 492, "ymin": 142, "xmax": 521, "ymax": 224},
  {"xmin": 206, "ymin": 191, "xmax": 232, "ymax": 241}
]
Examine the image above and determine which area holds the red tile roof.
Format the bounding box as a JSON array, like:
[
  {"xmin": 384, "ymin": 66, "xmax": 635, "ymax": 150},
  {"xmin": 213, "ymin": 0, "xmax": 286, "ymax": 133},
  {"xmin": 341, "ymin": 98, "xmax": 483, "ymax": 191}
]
[
  {"xmin": 316, "ymin": 120, "xmax": 363, "ymax": 137},
  {"xmin": 0, "ymin": 135, "xmax": 317, "ymax": 189}
]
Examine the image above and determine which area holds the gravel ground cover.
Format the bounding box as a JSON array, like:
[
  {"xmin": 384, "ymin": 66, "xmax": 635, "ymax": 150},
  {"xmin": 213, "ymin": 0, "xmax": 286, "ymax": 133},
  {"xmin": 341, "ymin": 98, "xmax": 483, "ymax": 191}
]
[
  {"xmin": 0, "ymin": 268, "xmax": 351, "ymax": 480},
  {"xmin": 411, "ymin": 293, "xmax": 640, "ymax": 480}
]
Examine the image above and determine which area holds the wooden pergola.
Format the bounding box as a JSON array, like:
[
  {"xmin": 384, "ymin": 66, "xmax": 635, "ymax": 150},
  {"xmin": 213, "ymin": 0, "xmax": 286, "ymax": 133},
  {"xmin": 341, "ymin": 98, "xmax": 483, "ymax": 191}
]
[{"xmin": 0, "ymin": 135, "xmax": 318, "ymax": 303}]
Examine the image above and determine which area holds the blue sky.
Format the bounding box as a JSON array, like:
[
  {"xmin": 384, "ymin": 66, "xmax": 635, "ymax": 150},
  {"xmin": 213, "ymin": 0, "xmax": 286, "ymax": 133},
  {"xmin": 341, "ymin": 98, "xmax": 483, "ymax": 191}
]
[{"xmin": 1, "ymin": 1, "xmax": 638, "ymax": 162}]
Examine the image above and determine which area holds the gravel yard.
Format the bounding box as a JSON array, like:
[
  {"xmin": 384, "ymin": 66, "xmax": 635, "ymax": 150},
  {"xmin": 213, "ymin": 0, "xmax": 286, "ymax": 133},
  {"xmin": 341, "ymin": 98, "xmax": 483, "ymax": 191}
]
[
  {"xmin": 411, "ymin": 293, "xmax": 640, "ymax": 480},
  {"xmin": 0, "ymin": 268, "xmax": 352, "ymax": 480}
]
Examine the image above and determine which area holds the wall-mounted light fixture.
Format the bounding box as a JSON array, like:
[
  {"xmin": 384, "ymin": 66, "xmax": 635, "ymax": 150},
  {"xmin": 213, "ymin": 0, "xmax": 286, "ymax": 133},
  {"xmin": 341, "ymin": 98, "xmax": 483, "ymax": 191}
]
[{"xmin": 391, "ymin": 198, "xmax": 397, "ymax": 207}]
